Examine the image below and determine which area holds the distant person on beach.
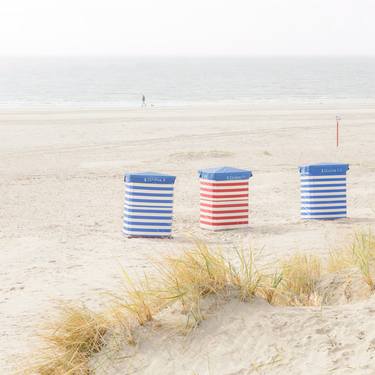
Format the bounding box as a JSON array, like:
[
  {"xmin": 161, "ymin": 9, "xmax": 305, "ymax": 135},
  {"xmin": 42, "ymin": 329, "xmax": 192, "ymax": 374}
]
[{"xmin": 142, "ymin": 94, "xmax": 146, "ymax": 107}]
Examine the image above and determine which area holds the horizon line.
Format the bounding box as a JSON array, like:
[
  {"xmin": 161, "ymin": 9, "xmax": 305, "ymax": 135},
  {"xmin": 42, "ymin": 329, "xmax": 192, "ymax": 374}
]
[{"xmin": 1, "ymin": 53, "xmax": 375, "ymax": 58}]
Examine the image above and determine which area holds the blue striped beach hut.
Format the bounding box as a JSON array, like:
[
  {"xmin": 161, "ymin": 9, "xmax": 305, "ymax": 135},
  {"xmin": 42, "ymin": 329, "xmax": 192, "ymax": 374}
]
[
  {"xmin": 299, "ymin": 163, "xmax": 349, "ymax": 220},
  {"xmin": 123, "ymin": 172, "xmax": 176, "ymax": 237}
]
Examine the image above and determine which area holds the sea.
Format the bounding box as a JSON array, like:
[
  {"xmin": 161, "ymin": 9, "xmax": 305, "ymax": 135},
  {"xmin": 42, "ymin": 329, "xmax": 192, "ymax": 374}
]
[{"xmin": 0, "ymin": 56, "xmax": 374, "ymax": 109}]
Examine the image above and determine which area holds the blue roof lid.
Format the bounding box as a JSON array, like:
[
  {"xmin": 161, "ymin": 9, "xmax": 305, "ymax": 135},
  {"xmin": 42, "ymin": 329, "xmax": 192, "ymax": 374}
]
[
  {"xmin": 125, "ymin": 172, "xmax": 176, "ymax": 184},
  {"xmin": 198, "ymin": 166, "xmax": 252, "ymax": 181},
  {"xmin": 299, "ymin": 163, "xmax": 349, "ymax": 176}
]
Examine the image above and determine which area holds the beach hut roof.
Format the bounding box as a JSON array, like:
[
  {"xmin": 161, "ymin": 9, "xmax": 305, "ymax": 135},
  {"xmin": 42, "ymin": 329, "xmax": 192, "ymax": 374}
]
[
  {"xmin": 299, "ymin": 163, "xmax": 349, "ymax": 175},
  {"xmin": 124, "ymin": 172, "xmax": 176, "ymax": 184},
  {"xmin": 198, "ymin": 166, "xmax": 252, "ymax": 181}
]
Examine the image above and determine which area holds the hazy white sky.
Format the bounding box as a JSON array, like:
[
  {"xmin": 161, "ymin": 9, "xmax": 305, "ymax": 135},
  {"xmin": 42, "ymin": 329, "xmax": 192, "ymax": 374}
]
[{"xmin": 1, "ymin": 0, "xmax": 374, "ymax": 56}]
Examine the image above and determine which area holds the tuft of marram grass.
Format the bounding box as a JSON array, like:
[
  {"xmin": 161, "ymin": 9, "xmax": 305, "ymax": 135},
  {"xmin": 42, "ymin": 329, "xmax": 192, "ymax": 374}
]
[
  {"xmin": 23, "ymin": 304, "xmax": 109, "ymax": 375},
  {"xmin": 351, "ymin": 232, "xmax": 375, "ymax": 290},
  {"xmin": 155, "ymin": 240, "xmax": 232, "ymax": 324},
  {"xmin": 108, "ymin": 271, "xmax": 162, "ymax": 326},
  {"xmin": 327, "ymin": 248, "xmax": 352, "ymax": 273},
  {"xmin": 279, "ymin": 254, "xmax": 322, "ymax": 306},
  {"xmin": 327, "ymin": 231, "xmax": 375, "ymax": 291},
  {"xmin": 230, "ymin": 249, "xmax": 262, "ymax": 301},
  {"xmin": 257, "ymin": 271, "xmax": 284, "ymax": 304},
  {"xmin": 105, "ymin": 306, "xmax": 136, "ymax": 346}
]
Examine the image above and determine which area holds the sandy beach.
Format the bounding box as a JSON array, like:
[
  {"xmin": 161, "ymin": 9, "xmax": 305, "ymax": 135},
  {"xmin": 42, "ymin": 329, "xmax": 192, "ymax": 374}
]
[{"xmin": 1, "ymin": 104, "xmax": 375, "ymax": 373}]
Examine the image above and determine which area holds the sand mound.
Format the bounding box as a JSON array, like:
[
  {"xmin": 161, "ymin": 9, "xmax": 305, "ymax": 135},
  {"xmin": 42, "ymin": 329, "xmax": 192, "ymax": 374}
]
[
  {"xmin": 318, "ymin": 267, "xmax": 374, "ymax": 305},
  {"xmin": 91, "ymin": 294, "xmax": 375, "ymax": 375}
]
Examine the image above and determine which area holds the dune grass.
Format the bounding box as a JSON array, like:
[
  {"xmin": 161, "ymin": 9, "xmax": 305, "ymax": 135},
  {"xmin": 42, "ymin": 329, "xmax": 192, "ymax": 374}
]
[
  {"xmin": 154, "ymin": 240, "xmax": 234, "ymax": 325},
  {"xmin": 327, "ymin": 248, "xmax": 352, "ymax": 273},
  {"xmin": 23, "ymin": 232, "xmax": 375, "ymax": 374},
  {"xmin": 23, "ymin": 304, "xmax": 109, "ymax": 375},
  {"xmin": 258, "ymin": 271, "xmax": 284, "ymax": 304},
  {"xmin": 279, "ymin": 254, "xmax": 322, "ymax": 306},
  {"xmin": 327, "ymin": 231, "xmax": 375, "ymax": 291},
  {"xmin": 108, "ymin": 271, "xmax": 161, "ymax": 326},
  {"xmin": 230, "ymin": 249, "xmax": 262, "ymax": 302},
  {"xmin": 351, "ymin": 232, "xmax": 375, "ymax": 290}
]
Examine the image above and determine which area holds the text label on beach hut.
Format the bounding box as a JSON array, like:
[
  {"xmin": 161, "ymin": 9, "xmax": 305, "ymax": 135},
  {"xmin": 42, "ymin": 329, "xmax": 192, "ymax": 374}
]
[
  {"xmin": 198, "ymin": 167, "xmax": 253, "ymax": 230},
  {"xmin": 299, "ymin": 163, "xmax": 349, "ymax": 220},
  {"xmin": 123, "ymin": 172, "xmax": 176, "ymax": 237}
]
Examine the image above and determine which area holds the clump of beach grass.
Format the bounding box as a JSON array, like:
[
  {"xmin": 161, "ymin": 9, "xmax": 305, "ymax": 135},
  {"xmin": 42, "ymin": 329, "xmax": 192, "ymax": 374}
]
[
  {"xmin": 155, "ymin": 240, "xmax": 232, "ymax": 324},
  {"xmin": 109, "ymin": 271, "xmax": 162, "ymax": 326},
  {"xmin": 279, "ymin": 253, "xmax": 322, "ymax": 306},
  {"xmin": 258, "ymin": 271, "xmax": 284, "ymax": 304},
  {"xmin": 351, "ymin": 231, "xmax": 375, "ymax": 290},
  {"xmin": 230, "ymin": 249, "xmax": 262, "ymax": 301},
  {"xmin": 327, "ymin": 248, "xmax": 352, "ymax": 273},
  {"xmin": 105, "ymin": 306, "xmax": 136, "ymax": 346},
  {"xmin": 24, "ymin": 304, "xmax": 109, "ymax": 375},
  {"xmin": 327, "ymin": 231, "xmax": 375, "ymax": 291}
]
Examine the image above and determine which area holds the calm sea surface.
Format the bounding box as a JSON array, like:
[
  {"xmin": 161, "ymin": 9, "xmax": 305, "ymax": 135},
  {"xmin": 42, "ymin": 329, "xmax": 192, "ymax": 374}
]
[{"xmin": 0, "ymin": 57, "xmax": 374, "ymax": 108}]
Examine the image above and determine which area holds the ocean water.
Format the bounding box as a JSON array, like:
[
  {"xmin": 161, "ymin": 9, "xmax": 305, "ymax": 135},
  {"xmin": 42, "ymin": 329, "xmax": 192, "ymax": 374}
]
[{"xmin": 0, "ymin": 56, "xmax": 374, "ymax": 108}]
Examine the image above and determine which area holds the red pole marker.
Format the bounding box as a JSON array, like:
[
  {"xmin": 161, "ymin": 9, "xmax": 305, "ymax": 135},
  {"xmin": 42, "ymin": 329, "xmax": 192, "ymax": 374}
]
[{"xmin": 336, "ymin": 115, "xmax": 341, "ymax": 147}]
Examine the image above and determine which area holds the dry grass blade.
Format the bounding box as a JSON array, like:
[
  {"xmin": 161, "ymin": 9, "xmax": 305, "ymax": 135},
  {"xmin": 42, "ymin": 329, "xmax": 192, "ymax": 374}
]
[
  {"xmin": 280, "ymin": 253, "xmax": 322, "ymax": 305},
  {"xmin": 105, "ymin": 306, "xmax": 136, "ymax": 346},
  {"xmin": 327, "ymin": 249, "xmax": 352, "ymax": 273},
  {"xmin": 230, "ymin": 249, "xmax": 262, "ymax": 301},
  {"xmin": 155, "ymin": 241, "xmax": 231, "ymax": 323},
  {"xmin": 258, "ymin": 271, "xmax": 283, "ymax": 304},
  {"xmin": 109, "ymin": 271, "xmax": 161, "ymax": 326},
  {"xmin": 351, "ymin": 231, "xmax": 375, "ymax": 290},
  {"xmin": 23, "ymin": 303, "xmax": 109, "ymax": 375}
]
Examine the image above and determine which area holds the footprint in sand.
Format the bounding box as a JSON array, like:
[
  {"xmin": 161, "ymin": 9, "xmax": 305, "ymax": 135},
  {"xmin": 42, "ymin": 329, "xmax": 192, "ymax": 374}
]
[{"xmin": 168, "ymin": 150, "xmax": 234, "ymax": 161}]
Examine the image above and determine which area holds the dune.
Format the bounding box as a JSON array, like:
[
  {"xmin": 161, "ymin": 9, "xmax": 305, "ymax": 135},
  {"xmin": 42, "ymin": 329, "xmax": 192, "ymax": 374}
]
[
  {"xmin": 87, "ymin": 239, "xmax": 375, "ymax": 375},
  {"xmin": 90, "ymin": 295, "xmax": 375, "ymax": 375}
]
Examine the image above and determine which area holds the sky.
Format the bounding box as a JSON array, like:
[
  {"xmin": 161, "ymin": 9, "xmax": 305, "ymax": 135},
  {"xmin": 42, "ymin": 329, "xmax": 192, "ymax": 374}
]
[{"xmin": 0, "ymin": 0, "xmax": 374, "ymax": 56}]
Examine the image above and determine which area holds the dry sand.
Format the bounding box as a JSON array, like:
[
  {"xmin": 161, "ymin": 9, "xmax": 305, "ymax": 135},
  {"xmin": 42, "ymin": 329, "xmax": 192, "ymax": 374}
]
[
  {"xmin": 1, "ymin": 104, "xmax": 375, "ymax": 373},
  {"xmin": 91, "ymin": 295, "xmax": 375, "ymax": 375}
]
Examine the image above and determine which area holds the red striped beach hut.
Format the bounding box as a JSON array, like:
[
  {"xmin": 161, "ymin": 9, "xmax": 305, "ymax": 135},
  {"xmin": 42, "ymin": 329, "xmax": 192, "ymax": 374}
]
[{"xmin": 198, "ymin": 167, "xmax": 253, "ymax": 230}]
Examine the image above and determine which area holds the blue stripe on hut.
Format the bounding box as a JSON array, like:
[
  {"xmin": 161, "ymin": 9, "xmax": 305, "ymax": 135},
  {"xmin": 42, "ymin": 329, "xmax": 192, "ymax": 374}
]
[
  {"xmin": 299, "ymin": 163, "xmax": 349, "ymax": 220},
  {"xmin": 123, "ymin": 172, "xmax": 176, "ymax": 237}
]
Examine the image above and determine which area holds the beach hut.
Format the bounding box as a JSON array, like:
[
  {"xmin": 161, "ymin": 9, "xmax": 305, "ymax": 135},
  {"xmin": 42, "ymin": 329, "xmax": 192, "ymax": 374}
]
[
  {"xmin": 198, "ymin": 167, "xmax": 253, "ymax": 230},
  {"xmin": 123, "ymin": 172, "xmax": 176, "ymax": 237},
  {"xmin": 299, "ymin": 163, "xmax": 349, "ymax": 220}
]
